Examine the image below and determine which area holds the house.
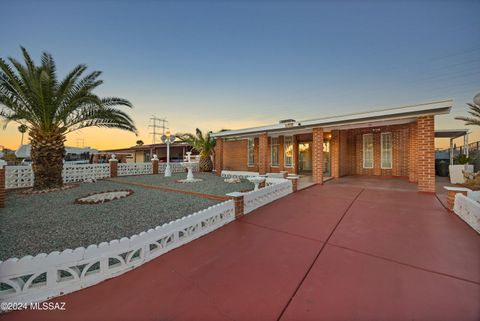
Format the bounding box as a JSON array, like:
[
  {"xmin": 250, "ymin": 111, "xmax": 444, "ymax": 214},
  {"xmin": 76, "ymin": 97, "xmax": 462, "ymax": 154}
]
[
  {"xmin": 15, "ymin": 144, "xmax": 98, "ymax": 164},
  {"xmin": 98, "ymin": 142, "xmax": 197, "ymax": 163},
  {"xmin": 212, "ymin": 100, "xmax": 453, "ymax": 192}
]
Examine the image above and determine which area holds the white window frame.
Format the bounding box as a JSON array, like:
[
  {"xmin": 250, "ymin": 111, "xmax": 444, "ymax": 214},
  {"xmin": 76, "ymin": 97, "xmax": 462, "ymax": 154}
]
[
  {"xmin": 381, "ymin": 132, "xmax": 393, "ymax": 169},
  {"xmin": 363, "ymin": 134, "xmax": 374, "ymax": 169},
  {"xmin": 271, "ymin": 137, "xmax": 279, "ymax": 167},
  {"xmin": 284, "ymin": 136, "xmax": 294, "ymax": 168},
  {"xmin": 247, "ymin": 138, "xmax": 255, "ymax": 167}
]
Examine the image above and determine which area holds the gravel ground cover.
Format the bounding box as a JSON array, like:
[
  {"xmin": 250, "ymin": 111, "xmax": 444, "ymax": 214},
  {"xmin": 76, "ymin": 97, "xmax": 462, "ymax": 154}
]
[
  {"xmin": 0, "ymin": 180, "xmax": 217, "ymax": 260},
  {"xmin": 113, "ymin": 172, "xmax": 255, "ymax": 195}
]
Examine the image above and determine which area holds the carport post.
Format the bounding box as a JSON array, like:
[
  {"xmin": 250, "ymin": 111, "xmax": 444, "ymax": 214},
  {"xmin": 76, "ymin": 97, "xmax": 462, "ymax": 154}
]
[{"xmin": 450, "ymin": 138, "xmax": 454, "ymax": 165}]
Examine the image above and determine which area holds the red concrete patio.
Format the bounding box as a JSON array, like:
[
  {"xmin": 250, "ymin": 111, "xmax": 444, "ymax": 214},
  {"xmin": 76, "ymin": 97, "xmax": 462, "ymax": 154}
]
[{"xmin": 2, "ymin": 180, "xmax": 479, "ymax": 321}]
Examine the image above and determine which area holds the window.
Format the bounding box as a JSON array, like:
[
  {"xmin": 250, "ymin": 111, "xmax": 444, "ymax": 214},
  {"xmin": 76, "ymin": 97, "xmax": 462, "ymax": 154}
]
[
  {"xmin": 381, "ymin": 133, "xmax": 392, "ymax": 169},
  {"xmin": 271, "ymin": 137, "xmax": 279, "ymax": 166},
  {"xmin": 363, "ymin": 134, "xmax": 374, "ymax": 169},
  {"xmin": 247, "ymin": 138, "xmax": 254, "ymax": 166},
  {"xmin": 284, "ymin": 136, "xmax": 293, "ymax": 167}
]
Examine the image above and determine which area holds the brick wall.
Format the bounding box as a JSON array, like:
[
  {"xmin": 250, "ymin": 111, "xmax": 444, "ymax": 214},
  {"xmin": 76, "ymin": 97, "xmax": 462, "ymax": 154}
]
[
  {"xmin": 331, "ymin": 130, "xmax": 340, "ymax": 178},
  {"xmin": 348, "ymin": 124, "xmax": 410, "ymax": 177},
  {"xmin": 417, "ymin": 116, "xmax": 435, "ymax": 192},
  {"xmin": 408, "ymin": 122, "xmax": 417, "ymax": 182},
  {"xmin": 258, "ymin": 133, "xmax": 269, "ymax": 174},
  {"xmin": 312, "ymin": 128, "xmax": 324, "ymax": 184},
  {"xmin": 222, "ymin": 139, "xmax": 252, "ymax": 171},
  {"xmin": 214, "ymin": 138, "xmax": 224, "ymax": 175}
]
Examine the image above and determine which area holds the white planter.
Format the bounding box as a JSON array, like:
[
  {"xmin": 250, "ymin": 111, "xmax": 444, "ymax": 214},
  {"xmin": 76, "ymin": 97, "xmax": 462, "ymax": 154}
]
[{"xmin": 449, "ymin": 164, "xmax": 474, "ymax": 184}]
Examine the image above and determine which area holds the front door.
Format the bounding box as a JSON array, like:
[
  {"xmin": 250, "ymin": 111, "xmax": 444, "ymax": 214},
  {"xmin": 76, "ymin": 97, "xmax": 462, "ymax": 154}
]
[{"xmin": 298, "ymin": 142, "xmax": 312, "ymax": 174}]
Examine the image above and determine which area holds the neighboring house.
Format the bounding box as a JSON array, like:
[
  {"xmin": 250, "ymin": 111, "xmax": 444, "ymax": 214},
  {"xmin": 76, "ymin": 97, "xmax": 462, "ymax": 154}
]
[
  {"xmin": 99, "ymin": 143, "xmax": 196, "ymax": 163},
  {"xmin": 15, "ymin": 145, "xmax": 98, "ymax": 164},
  {"xmin": 212, "ymin": 100, "xmax": 453, "ymax": 192}
]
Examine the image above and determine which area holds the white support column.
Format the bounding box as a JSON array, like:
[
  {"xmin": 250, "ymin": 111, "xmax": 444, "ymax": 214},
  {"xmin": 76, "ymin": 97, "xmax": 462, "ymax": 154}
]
[{"xmin": 450, "ymin": 138, "xmax": 454, "ymax": 165}]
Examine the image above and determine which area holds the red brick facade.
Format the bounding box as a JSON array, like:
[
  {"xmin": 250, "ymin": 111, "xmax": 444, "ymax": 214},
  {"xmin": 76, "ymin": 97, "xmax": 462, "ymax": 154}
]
[
  {"xmin": 312, "ymin": 128, "xmax": 324, "ymax": 184},
  {"xmin": 416, "ymin": 116, "xmax": 435, "ymax": 192},
  {"xmin": 216, "ymin": 117, "xmax": 436, "ymax": 191}
]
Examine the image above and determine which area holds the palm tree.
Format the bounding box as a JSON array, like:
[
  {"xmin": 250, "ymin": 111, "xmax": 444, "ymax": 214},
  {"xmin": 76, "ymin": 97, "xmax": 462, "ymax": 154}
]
[
  {"xmin": 0, "ymin": 47, "xmax": 137, "ymax": 190},
  {"xmin": 18, "ymin": 123, "xmax": 28, "ymax": 145},
  {"xmin": 455, "ymin": 95, "xmax": 480, "ymax": 126},
  {"xmin": 177, "ymin": 128, "xmax": 216, "ymax": 172}
]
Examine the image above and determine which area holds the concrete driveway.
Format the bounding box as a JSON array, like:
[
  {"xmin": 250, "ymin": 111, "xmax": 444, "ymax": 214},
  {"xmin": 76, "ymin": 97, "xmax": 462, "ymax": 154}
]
[{"xmin": 3, "ymin": 183, "xmax": 479, "ymax": 321}]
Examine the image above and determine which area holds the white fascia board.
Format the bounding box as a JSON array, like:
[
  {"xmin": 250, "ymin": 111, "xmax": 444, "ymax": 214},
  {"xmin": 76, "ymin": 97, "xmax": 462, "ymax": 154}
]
[{"xmin": 212, "ymin": 99, "xmax": 453, "ymax": 138}]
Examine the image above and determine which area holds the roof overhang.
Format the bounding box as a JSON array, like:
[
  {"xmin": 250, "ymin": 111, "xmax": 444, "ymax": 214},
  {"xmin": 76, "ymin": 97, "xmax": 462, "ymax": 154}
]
[
  {"xmin": 212, "ymin": 99, "xmax": 453, "ymax": 138},
  {"xmin": 434, "ymin": 129, "xmax": 468, "ymax": 139}
]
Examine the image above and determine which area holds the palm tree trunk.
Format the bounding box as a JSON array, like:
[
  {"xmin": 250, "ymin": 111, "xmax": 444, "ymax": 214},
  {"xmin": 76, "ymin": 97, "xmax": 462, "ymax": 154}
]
[
  {"xmin": 199, "ymin": 155, "xmax": 213, "ymax": 172},
  {"xmin": 30, "ymin": 132, "xmax": 66, "ymax": 190}
]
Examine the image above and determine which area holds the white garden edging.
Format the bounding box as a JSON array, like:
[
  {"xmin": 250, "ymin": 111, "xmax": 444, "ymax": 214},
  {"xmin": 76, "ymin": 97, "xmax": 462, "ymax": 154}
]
[
  {"xmin": 0, "ymin": 200, "xmax": 235, "ymax": 308},
  {"xmin": 242, "ymin": 179, "xmax": 292, "ymax": 214}
]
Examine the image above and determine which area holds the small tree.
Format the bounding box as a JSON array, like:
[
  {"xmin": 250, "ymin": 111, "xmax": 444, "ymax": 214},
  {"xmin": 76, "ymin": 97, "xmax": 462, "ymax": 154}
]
[
  {"xmin": 136, "ymin": 140, "xmax": 144, "ymax": 146},
  {"xmin": 176, "ymin": 129, "xmax": 216, "ymax": 172},
  {"xmin": 18, "ymin": 123, "xmax": 28, "ymax": 145}
]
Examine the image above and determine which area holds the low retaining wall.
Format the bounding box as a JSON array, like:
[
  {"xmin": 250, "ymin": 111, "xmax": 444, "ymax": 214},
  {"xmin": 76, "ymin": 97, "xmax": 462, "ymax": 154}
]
[
  {"xmin": 454, "ymin": 193, "xmax": 480, "ymax": 234},
  {"xmin": 0, "ymin": 201, "xmax": 235, "ymax": 307}
]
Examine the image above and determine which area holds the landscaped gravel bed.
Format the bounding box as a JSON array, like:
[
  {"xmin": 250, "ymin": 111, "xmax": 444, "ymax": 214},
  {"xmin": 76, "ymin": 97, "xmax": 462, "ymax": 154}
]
[
  {"xmin": 114, "ymin": 172, "xmax": 255, "ymax": 195},
  {"xmin": 0, "ymin": 180, "xmax": 217, "ymax": 260}
]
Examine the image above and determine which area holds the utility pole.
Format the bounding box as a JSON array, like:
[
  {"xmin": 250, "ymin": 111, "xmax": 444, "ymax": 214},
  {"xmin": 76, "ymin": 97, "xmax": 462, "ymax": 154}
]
[
  {"xmin": 75, "ymin": 138, "xmax": 85, "ymax": 148},
  {"xmin": 148, "ymin": 116, "xmax": 169, "ymax": 159}
]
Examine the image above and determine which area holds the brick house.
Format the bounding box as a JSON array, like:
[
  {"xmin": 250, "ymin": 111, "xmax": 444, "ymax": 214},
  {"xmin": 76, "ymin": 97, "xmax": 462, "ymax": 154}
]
[{"xmin": 212, "ymin": 100, "xmax": 453, "ymax": 192}]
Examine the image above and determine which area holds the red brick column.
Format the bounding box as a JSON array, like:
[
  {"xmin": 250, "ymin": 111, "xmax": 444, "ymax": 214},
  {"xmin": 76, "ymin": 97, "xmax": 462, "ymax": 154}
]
[
  {"xmin": 152, "ymin": 157, "xmax": 159, "ymax": 174},
  {"xmin": 331, "ymin": 130, "xmax": 340, "ymax": 178},
  {"xmin": 109, "ymin": 158, "xmax": 118, "ymax": 178},
  {"xmin": 408, "ymin": 122, "xmax": 418, "ymax": 183},
  {"xmin": 227, "ymin": 192, "xmax": 244, "ymax": 218},
  {"xmin": 446, "ymin": 188, "xmax": 469, "ymax": 211},
  {"xmin": 214, "ymin": 138, "xmax": 224, "ymax": 176},
  {"xmin": 293, "ymin": 135, "xmax": 299, "ymax": 175},
  {"xmin": 417, "ymin": 116, "xmax": 435, "ymax": 192},
  {"xmin": 312, "ymin": 128, "xmax": 324, "ymax": 184},
  {"xmin": 0, "ymin": 164, "xmax": 5, "ymax": 208},
  {"xmin": 288, "ymin": 176, "xmax": 299, "ymax": 192},
  {"xmin": 258, "ymin": 133, "xmax": 269, "ymax": 175}
]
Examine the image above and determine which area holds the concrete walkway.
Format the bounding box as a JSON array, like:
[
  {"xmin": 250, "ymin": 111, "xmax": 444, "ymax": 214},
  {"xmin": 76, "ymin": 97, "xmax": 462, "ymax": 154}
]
[{"xmin": 3, "ymin": 185, "xmax": 480, "ymax": 321}]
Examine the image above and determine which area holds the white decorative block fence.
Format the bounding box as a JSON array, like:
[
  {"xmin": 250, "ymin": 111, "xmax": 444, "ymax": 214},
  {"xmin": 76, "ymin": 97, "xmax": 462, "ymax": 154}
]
[
  {"xmin": 5, "ymin": 166, "xmax": 34, "ymax": 189},
  {"xmin": 0, "ymin": 200, "xmax": 235, "ymax": 307},
  {"xmin": 454, "ymin": 193, "xmax": 480, "ymax": 234},
  {"xmin": 63, "ymin": 164, "xmax": 110, "ymax": 183},
  {"xmin": 221, "ymin": 170, "xmax": 259, "ymax": 179},
  {"xmin": 161, "ymin": 162, "xmax": 197, "ymax": 174},
  {"xmin": 243, "ymin": 179, "xmax": 292, "ymax": 214},
  {"xmin": 4, "ymin": 162, "xmax": 200, "ymax": 190},
  {"xmin": 117, "ymin": 162, "xmax": 153, "ymax": 176}
]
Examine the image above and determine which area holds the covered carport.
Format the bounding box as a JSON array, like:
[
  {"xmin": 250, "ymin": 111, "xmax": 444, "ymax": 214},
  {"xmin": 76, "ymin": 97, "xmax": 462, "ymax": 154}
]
[{"xmin": 435, "ymin": 129, "xmax": 469, "ymax": 165}]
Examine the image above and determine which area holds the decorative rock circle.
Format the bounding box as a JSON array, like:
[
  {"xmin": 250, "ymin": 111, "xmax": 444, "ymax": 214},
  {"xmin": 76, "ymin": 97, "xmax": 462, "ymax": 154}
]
[{"xmin": 74, "ymin": 189, "xmax": 134, "ymax": 205}]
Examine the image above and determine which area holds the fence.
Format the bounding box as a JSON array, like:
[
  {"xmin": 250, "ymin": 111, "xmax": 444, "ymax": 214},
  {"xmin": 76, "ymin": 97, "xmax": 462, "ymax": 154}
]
[
  {"xmin": 4, "ymin": 161, "xmax": 199, "ymax": 190},
  {"xmin": 0, "ymin": 200, "xmax": 235, "ymax": 306},
  {"xmin": 243, "ymin": 179, "xmax": 293, "ymax": 214}
]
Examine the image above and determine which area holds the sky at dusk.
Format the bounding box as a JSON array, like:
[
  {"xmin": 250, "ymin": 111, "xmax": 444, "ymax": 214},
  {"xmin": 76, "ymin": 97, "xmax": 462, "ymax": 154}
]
[{"xmin": 1, "ymin": 0, "xmax": 479, "ymax": 150}]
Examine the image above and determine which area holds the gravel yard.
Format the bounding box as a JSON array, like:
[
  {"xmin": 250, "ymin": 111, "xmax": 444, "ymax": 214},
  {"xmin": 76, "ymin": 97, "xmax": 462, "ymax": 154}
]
[
  {"xmin": 0, "ymin": 180, "xmax": 218, "ymax": 260},
  {"xmin": 113, "ymin": 172, "xmax": 255, "ymax": 195}
]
